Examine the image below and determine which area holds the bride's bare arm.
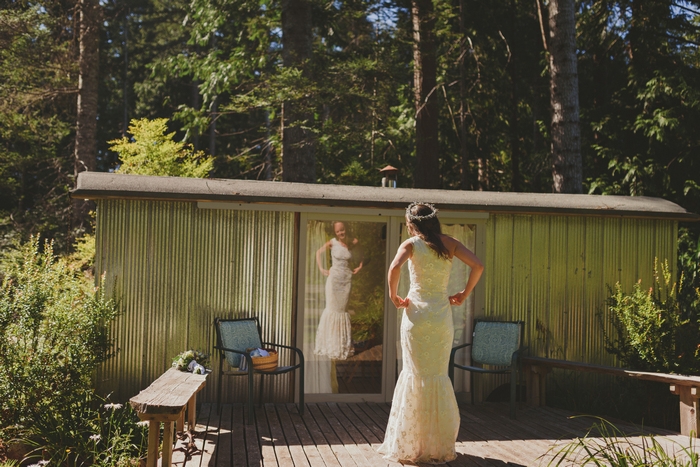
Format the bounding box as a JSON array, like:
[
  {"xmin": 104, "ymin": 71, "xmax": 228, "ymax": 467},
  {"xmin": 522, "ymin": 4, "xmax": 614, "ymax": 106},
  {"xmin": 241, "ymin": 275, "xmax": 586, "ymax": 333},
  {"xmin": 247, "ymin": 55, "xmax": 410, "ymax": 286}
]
[
  {"xmin": 443, "ymin": 236, "xmax": 484, "ymax": 306},
  {"xmin": 388, "ymin": 240, "xmax": 413, "ymax": 309},
  {"xmin": 316, "ymin": 241, "xmax": 332, "ymax": 276}
]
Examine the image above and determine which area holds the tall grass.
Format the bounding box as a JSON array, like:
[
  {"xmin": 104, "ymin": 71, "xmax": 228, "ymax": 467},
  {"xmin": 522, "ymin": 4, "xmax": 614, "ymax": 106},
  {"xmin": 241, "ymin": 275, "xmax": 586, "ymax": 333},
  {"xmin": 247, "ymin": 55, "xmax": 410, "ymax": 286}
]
[{"xmin": 546, "ymin": 417, "xmax": 699, "ymax": 466}]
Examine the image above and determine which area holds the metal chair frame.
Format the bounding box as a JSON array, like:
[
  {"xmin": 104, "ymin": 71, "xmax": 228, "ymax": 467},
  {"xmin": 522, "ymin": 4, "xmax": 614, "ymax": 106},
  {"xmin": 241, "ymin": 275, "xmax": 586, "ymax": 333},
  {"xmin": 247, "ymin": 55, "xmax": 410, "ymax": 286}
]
[
  {"xmin": 449, "ymin": 319, "xmax": 525, "ymax": 419},
  {"xmin": 214, "ymin": 317, "xmax": 304, "ymax": 424}
]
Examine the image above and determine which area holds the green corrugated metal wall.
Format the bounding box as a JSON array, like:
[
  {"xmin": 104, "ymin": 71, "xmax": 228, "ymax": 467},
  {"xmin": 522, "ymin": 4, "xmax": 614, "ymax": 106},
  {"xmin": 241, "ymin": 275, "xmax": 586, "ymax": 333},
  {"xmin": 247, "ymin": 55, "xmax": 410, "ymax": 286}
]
[
  {"xmin": 484, "ymin": 214, "xmax": 677, "ymax": 363},
  {"xmin": 94, "ymin": 199, "xmax": 296, "ymax": 403},
  {"xmin": 478, "ymin": 214, "xmax": 677, "ymax": 401},
  {"xmin": 93, "ymin": 199, "xmax": 678, "ymax": 404}
]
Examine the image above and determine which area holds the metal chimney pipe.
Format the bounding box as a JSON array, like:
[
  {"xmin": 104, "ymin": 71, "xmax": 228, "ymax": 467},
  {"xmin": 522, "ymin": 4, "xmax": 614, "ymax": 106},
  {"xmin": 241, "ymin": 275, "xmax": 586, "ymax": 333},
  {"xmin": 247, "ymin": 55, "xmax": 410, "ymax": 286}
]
[{"xmin": 379, "ymin": 165, "xmax": 399, "ymax": 188}]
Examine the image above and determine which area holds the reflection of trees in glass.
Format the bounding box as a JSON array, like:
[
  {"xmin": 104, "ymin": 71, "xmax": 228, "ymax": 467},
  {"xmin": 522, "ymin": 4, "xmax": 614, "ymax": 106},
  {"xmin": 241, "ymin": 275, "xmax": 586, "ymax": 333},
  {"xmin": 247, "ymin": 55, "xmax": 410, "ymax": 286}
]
[{"xmin": 344, "ymin": 222, "xmax": 386, "ymax": 349}]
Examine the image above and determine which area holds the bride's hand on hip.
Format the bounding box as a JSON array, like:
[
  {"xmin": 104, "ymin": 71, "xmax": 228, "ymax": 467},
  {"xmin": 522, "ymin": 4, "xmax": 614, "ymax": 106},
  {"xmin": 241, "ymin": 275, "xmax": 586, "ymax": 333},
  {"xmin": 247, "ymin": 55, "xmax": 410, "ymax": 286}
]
[{"xmin": 449, "ymin": 291, "xmax": 466, "ymax": 306}]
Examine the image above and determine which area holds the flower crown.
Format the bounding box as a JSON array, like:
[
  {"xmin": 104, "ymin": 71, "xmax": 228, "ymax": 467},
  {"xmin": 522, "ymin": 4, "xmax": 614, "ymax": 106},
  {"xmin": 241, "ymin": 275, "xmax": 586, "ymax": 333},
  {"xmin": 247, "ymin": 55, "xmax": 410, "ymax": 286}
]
[{"xmin": 406, "ymin": 202, "xmax": 439, "ymax": 221}]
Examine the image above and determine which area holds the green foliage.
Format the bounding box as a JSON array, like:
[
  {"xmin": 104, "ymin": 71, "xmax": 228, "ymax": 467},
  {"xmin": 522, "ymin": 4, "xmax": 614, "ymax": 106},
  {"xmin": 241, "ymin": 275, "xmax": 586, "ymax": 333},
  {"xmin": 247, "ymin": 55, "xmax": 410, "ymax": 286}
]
[
  {"xmin": 0, "ymin": 237, "xmax": 119, "ymax": 437},
  {"xmin": 546, "ymin": 416, "xmax": 699, "ymax": 466},
  {"xmin": 65, "ymin": 233, "xmax": 97, "ymax": 277},
  {"xmin": 0, "ymin": 3, "xmax": 77, "ymax": 251},
  {"xmin": 601, "ymin": 260, "xmax": 700, "ymax": 375},
  {"xmin": 678, "ymin": 227, "xmax": 700, "ymax": 313},
  {"xmin": 22, "ymin": 393, "xmax": 147, "ymax": 467},
  {"xmin": 110, "ymin": 118, "xmax": 214, "ymax": 177},
  {"xmin": 350, "ymin": 289, "xmax": 384, "ymax": 344}
]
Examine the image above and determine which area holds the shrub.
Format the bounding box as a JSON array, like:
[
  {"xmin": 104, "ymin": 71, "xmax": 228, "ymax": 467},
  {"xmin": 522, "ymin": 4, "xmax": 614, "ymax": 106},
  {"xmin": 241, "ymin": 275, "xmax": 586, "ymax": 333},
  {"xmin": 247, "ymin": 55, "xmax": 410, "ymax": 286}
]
[
  {"xmin": 0, "ymin": 237, "xmax": 119, "ymax": 437},
  {"xmin": 24, "ymin": 393, "xmax": 147, "ymax": 467},
  {"xmin": 109, "ymin": 118, "xmax": 214, "ymax": 177},
  {"xmin": 601, "ymin": 259, "xmax": 700, "ymax": 375}
]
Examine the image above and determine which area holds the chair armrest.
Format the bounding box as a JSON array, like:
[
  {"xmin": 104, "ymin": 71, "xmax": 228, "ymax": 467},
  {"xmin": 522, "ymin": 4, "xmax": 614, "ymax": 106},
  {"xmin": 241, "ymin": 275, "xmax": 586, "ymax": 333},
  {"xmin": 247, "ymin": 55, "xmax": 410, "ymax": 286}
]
[
  {"xmin": 213, "ymin": 345, "xmax": 253, "ymax": 371},
  {"xmin": 214, "ymin": 345, "xmax": 247, "ymax": 356},
  {"xmin": 511, "ymin": 346, "xmax": 527, "ymax": 366},
  {"xmin": 450, "ymin": 342, "xmax": 472, "ymax": 360},
  {"xmin": 261, "ymin": 342, "xmax": 305, "ymax": 366}
]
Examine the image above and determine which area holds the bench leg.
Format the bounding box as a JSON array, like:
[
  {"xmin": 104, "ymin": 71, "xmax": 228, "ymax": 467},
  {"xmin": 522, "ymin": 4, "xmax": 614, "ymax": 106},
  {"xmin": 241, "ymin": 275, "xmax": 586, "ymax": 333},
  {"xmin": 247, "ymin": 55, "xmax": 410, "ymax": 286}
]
[
  {"xmin": 162, "ymin": 421, "xmax": 174, "ymax": 466},
  {"xmin": 671, "ymin": 385, "xmax": 700, "ymax": 437},
  {"xmin": 176, "ymin": 411, "xmax": 185, "ymax": 433},
  {"xmin": 187, "ymin": 395, "xmax": 197, "ymax": 431},
  {"xmin": 525, "ymin": 364, "xmax": 548, "ymax": 407},
  {"xmin": 147, "ymin": 421, "xmax": 159, "ymax": 467}
]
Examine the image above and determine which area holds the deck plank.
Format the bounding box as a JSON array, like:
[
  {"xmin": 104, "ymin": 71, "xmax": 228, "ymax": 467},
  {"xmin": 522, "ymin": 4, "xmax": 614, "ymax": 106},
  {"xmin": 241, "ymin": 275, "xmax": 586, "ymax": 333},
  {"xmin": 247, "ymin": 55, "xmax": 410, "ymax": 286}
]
[
  {"xmin": 196, "ymin": 402, "xmax": 219, "ymax": 467},
  {"xmin": 273, "ymin": 403, "xmax": 313, "ymax": 467},
  {"xmin": 244, "ymin": 405, "xmax": 262, "ymax": 466},
  {"xmin": 307, "ymin": 403, "xmax": 361, "ymax": 467},
  {"xmin": 191, "ymin": 402, "xmax": 696, "ymax": 467},
  {"xmin": 264, "ymin": 404, "xmax": 296, "ymax": 467},
  {"xmin": 215, "ymin": 404, "xmax": 233, "ymax": 467},
  {"xmin": 295, "ymin": 403, "xmax": 345, "ymax": 467},
  {"xmin": 254, "ymin": 405, "xmax": 278, "ymax": 467},
  {"xmin": 328, "ymin": 402, "xmax": 402, "ymax": 467},
  {"xmin": 184, "ymin": 402, "xmax": 211, "ymax": 467},
  {"xmin": 280, "ymin": 403, "xmax": 327, "ymax": 467},
  {"xmin": 231, "ymin": 403, "xmax": 249, "ymax": 467}
]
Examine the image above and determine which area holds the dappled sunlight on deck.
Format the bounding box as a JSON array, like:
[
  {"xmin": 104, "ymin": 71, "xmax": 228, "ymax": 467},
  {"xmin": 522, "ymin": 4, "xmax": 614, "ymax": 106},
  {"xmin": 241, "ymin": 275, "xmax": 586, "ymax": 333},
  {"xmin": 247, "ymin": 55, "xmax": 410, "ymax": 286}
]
[{"xmin": 169, "ymin": 402, "xmax": 694, "ymax": 466}]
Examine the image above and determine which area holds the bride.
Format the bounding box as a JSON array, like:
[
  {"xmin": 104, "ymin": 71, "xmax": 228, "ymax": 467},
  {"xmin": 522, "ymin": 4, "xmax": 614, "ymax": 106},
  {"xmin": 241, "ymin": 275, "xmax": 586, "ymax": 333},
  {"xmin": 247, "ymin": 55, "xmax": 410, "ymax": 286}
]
[{"xmin": 378, "ymin": 202, "xmax": 484, "ymax": 464}]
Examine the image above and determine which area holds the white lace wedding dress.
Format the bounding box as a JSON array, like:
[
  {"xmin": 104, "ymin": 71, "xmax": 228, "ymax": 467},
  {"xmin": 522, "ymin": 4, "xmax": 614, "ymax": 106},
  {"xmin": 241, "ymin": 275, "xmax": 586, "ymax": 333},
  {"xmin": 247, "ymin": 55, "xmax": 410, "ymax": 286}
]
[
  {"xmin": 378, "ymin": 236, "xmax": 460, "ymax": 464},
  {"xmin": 314, "ymin": 238, "xmax": 354, "ymax": 360}
]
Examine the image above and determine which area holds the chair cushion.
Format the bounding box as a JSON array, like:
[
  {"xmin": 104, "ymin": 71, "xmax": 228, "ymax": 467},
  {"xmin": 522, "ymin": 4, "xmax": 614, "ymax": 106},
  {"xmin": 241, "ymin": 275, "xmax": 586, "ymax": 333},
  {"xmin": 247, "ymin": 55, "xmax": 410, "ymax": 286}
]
[
  {"xmin": 471, "ymin": 321, "xmax": 520, "ymax": 366},
  {"xmin": 218, "ymin": 320, "xmax": 262, "ymax": 368}
]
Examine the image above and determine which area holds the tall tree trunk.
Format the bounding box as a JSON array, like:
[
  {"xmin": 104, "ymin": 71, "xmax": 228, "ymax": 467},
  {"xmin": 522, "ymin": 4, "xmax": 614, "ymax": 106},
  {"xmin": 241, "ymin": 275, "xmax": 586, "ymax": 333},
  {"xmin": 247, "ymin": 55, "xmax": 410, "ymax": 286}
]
[
  {"xmin": 412, "ymin": 0, "xmax": 440, "ymax": 189},
  {"xmin": 209, "ymin": 96, "xmax": 218, "ymax": 158},
  {"xmin": 73, "ymin": 0, "xmax": 100, "ymax": 229},
  {"xmin": 281, "ymin": 0, "xmax": 315, "ymax": 183},
  {"xmin": 122, "ymin": 13, "xmax": 128, "ymax": 137},
  {"xmin": 508, "ymin": 0, "xmax": 522, "ymax": 192},
  {"xmin": 548, "ymin": 0, "xmax": 582, "ymax": 193},
  {"xmin": 458, "ymin": 0, "xmax": 470, "ymax": 190},
  {"xmin": 628, "ymin": 0, "xmax": 670, "ymax": 85}
]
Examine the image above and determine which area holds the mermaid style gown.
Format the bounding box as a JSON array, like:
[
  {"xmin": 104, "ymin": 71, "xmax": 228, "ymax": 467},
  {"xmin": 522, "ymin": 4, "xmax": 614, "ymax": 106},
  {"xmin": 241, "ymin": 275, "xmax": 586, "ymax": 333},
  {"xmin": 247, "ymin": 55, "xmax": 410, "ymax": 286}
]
[
  {"xmin": 314, "ymin": 238, "xmax": 354, "ymax": 360},
  {"xmin": 378, "ymin": 236, "xmax": 460, "ymax": 464}
]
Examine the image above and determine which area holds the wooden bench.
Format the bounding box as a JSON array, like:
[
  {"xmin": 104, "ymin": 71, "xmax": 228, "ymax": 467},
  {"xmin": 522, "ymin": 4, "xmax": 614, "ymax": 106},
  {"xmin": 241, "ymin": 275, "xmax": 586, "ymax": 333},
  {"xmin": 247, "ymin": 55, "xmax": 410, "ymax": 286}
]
[
  {"xmin": 522, "ymin": 356, "xmax": 700, "ymax": 437},
  {"xmin": 129, "ymin": 368, "xmax": 208, "ymax": 467}
]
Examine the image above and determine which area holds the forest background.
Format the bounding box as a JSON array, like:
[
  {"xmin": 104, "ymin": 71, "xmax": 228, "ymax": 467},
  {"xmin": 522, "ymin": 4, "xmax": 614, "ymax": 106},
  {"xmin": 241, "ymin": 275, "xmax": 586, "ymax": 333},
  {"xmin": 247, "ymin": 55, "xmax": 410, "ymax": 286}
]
[{"xmin": 1, "ymin": 0, "xmax": 700, "ymax": 285}]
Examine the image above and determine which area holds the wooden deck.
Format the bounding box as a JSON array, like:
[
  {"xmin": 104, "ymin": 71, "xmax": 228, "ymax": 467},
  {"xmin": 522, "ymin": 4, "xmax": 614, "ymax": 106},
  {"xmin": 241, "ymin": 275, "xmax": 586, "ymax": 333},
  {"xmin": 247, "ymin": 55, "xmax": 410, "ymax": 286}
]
[{"xmin": 171, "ymin": 402, "xmax": 695, "ymax": 466}]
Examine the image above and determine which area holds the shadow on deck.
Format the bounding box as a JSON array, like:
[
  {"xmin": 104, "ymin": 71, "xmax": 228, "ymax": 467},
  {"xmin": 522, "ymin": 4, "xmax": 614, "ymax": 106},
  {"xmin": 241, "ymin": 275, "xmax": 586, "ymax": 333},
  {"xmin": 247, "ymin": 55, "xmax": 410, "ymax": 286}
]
[{"xmin": 171, "ymin": 402, "xmax": 693, "ymax": 467}]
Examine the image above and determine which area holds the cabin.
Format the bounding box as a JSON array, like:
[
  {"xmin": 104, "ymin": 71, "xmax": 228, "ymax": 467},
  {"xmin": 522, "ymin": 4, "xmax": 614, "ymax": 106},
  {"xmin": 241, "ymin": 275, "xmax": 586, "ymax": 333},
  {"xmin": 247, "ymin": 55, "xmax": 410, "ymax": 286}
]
[{"xmin": 73, "ymin": 172, "xmax": 698, "ymax": 407}]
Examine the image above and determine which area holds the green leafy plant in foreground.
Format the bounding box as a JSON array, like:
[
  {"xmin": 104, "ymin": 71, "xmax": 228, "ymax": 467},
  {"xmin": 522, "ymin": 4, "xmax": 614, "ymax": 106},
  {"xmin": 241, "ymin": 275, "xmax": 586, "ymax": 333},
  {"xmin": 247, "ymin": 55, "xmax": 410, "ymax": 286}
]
[
  {"xmin": 545, "ymin": 417, "xmax": 699, "ymax": 466},
  {"xmin": 23, "ymin": 393, "xmax": 147, "ymax": 467},
  {"xmin": 0, "ymin": 237, "xmax": 119, "ymax": 433}
]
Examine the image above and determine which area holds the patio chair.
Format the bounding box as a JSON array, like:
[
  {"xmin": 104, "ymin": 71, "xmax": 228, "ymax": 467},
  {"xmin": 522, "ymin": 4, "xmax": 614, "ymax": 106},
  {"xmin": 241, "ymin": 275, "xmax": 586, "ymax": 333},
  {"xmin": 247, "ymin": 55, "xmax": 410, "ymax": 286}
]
[
  {"xmin": 449, "ymin": 319, "xmax": 524, "ymax": 419},
  {"xmin": 214, "ymin": 317, "xmax": 304, "ymax": 424}
]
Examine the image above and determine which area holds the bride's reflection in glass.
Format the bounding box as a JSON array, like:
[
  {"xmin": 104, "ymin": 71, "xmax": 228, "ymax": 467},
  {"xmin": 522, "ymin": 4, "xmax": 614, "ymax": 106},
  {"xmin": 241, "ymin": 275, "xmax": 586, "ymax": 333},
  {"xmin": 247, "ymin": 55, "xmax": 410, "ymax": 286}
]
[
  {"xmin": 304, "ymin": 219, "xmax": 385, "ymax": 394},
  {"xmin": 314, "ymin": 221, "xmax": 362, "ymax": 360}
]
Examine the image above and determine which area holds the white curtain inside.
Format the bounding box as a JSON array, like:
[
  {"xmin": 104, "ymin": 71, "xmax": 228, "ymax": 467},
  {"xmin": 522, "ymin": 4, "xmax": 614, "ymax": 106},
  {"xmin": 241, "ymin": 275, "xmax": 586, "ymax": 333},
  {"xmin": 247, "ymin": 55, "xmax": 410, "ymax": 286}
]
[{"xmin": 303, "ymin": 220, "xmax": 333, "ymax": 394}]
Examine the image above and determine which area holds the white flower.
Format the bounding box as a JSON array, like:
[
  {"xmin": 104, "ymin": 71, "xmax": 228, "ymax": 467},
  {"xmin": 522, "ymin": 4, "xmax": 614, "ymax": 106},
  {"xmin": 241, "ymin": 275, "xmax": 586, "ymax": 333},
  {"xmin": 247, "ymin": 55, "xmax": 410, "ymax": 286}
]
[
  {"xmin": 89, "ymin": 434, "xmax": 101, "ymax": 441},
  {"xmin": 136, "ymin": 421, "xmax": 150, "ymax": 427},
  {"xmin": 103, "ymin": 403, "xmax": 123, "ymax": 410}
]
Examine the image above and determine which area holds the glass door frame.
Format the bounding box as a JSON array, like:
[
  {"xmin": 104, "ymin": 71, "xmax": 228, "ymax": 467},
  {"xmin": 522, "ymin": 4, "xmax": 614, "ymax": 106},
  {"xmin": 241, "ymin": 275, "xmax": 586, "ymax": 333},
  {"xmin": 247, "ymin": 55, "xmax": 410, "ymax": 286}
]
[
  {"xmin": 296, "ymin": 209, "xmax": 488, "ymax": 403},
  {"xmin": 297, "ymin": 211, "xmax": 398, "ymax": 403}
]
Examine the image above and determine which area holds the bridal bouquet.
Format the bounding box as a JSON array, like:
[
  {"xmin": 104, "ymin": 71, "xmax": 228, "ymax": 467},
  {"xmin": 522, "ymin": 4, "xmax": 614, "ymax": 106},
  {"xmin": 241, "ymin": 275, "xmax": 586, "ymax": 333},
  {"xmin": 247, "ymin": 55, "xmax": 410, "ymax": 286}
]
[{"xmin": 172, "ymin": 349, "xmax": 209, "ymax": 374}]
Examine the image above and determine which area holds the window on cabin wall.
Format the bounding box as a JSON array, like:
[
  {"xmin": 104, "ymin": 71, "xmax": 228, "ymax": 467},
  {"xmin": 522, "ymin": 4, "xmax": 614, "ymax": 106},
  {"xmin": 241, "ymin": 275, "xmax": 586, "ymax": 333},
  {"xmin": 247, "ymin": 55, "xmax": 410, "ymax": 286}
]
[{"xmin": 303, "ymin": 219, "xmax": 387, "ymax": 394}]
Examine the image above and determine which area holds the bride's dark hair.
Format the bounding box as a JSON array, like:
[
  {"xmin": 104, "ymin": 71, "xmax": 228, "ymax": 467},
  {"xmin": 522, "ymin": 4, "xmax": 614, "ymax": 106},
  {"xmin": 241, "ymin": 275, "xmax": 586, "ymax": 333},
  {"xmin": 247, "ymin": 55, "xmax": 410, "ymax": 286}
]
[{"xmin": 406, "ymin": 204, "xmax": 450, "ymax": 260}]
